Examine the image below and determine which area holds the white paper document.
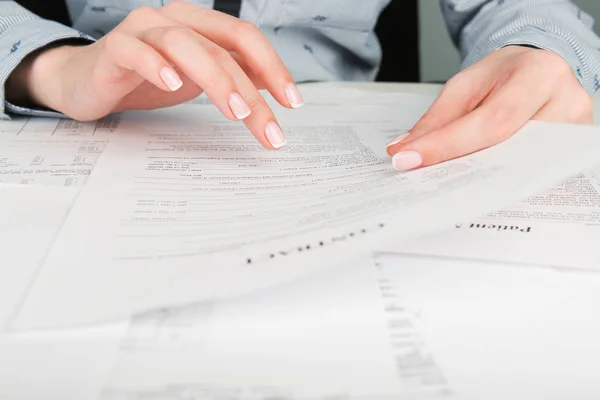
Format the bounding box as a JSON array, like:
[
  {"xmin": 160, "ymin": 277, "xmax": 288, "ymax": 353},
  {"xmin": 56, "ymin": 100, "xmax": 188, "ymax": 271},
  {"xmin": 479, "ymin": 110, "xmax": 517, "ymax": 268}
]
[
  {"xmin": 100, "ymin": 258, "xmax": 449, "ymax": 400},
  {"xmin": 373, "ymin": 253, "xmax": 600, "ymax": 400},
  {"xmin": 0, "ymin": 185, "xmax": 79, "ymax": 330},
  {"xmin": 0, "ymin": 116, "xmax": 116, "ymax": 186},
  {"xmin": 389, "ymin": 164, "xmax": 600, "ymax": 270},
  {"xmin": 0, "ymin": 116, "xmax": 114, "ymax": 330},
  {"xmin": 0, "ymin": 335, "xmax": 120, "ymax": 400},
  {"xmin": 12, "ymin": 104, "xmax": 600, "ymax": 330}
]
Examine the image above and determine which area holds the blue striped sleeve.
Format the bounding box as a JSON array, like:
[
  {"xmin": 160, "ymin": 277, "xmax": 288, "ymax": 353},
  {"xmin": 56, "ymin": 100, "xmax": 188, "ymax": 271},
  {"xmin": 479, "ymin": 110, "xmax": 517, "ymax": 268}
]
[
  {"xmin": 0, "ymin": 1, "xmax": 94, "ymax": 119},
  {"xmin": 441, "ymin": 0, "xmax": 600, "ymax": 94}
]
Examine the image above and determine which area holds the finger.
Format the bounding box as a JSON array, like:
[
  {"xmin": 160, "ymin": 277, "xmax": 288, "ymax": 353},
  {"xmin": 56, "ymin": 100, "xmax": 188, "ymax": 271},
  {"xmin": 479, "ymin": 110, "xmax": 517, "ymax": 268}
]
[
  {"xmin": 113, "ymin": 73, "xmax": 206, "ymax": 112},
  {"xmin": 116, "ymin": 7, "xmax": 282, "ymax": 148},
  {"xmin": 198, "ymin": 36, "xmax": 286, "ymax": 150},
  {"xmin": 390, "ymin": 71, "xmax": 554, "ymax": 171},
  {"xmin": 100, "ymin": 31, "xmax": 182, "ymax": 94},
  {"xmin": 386, "ymin": 66, "xmax": 494, "ymax": 155},
  {"xmin": 158, "ymin": 2, "xmax": 303, "ymax": 109},
  {"xmin": 230, "ymin": 52, "xmax": 267, "ymax": 89},
  {"xmin": 139, "ymin": 25, "xmax": 249, "ymax": 122}
]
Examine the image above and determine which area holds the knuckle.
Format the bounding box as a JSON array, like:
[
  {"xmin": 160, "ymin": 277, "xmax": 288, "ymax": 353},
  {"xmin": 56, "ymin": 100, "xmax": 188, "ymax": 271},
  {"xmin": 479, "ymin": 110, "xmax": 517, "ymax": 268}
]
[
  {"xmin": 103, "ymin": 31, "xmax": 124, "ymax": 53},
  {"xmin": 127, "ymin": 6, "xmax": 158, "ymax": 22},
  {"xmin": 234, "ymin": 20, "xmax": 263, "ymax": 40},
  {"xmin": 203, "ymin": 69, "xmax": 234, "ymax": 93},
  {"xmin": 101, "ymin": 32, "xmax": 132, "ymax": 63},
  {"xmin": 208, "ymin": 46, "xmax": 232, "ymax": 64},
  {"xmin": 162, "ymin": 0, "xmax": 189, "ymax": 13},
  {"xmin": 444, "ymin": 71, "xmax": 478, "ymax": 97},
  {"xmin": 245, "ymin": 94, "xmax": 265, "ymax": 111},
  {"xmin": 137, "ymin": 50, "xmax": 159, "ymax": 69},
  {"xmin": 160, "ymin": 25, "xmax": 190, "ymax": 43},
  {"xmin": 446, "ymin": 72, "xmax": 470, "ymax": 89}
]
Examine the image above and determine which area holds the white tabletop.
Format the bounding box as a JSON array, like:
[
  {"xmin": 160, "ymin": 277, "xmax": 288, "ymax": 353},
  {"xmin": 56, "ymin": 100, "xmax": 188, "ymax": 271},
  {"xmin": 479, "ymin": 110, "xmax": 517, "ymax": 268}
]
[{"xmin": 329, "ymin": 81, "xmax": 600, "ymax": 124}]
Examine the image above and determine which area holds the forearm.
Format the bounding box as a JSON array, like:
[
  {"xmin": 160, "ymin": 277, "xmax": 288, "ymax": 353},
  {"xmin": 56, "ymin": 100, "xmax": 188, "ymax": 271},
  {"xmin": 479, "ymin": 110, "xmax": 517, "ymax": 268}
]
[
  {"xmin": 441, "ymin": 0, "xmax": 600, "ymax": 94},
  {"xmin": 0, "ymin": 1, "xmax": 94, "ymax": 118}
]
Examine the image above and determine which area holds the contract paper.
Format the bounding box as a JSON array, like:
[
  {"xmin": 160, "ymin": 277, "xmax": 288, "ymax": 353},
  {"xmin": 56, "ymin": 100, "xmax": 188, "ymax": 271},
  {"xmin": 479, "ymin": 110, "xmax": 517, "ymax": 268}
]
[
  {"xmin": 0, "ymin": 335, "xmax": 120, "ymax": 400},
  {"xmin": 0, "ymin": 115, "xmax": 115, "ymax": 329},
  {"xmin": 0, "ymin": 115, "xmax": 116, "ymax": 186},
  {"xmin": 12, "ymin": 104, "xmax": 600, "ymax": 330},
  {"xmin": 373, "ymin": 253, "xmax": 600, "ymax": 400},
  {"xmin": 100, "ymin": 258, "xmax": 449, "ymax": 400},
  {"xmin": 389, "ymin": 165, "xmax": 600, "ymax": 270},
  {"xmin": 0, "ymin": 185, "xmax": 79, "ymax": 331}
]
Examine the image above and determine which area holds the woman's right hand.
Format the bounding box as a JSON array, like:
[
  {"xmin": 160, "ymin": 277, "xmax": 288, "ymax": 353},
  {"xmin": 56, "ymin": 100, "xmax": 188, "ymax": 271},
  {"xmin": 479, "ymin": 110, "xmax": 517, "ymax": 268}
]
[{"xmin": 8, "ymin": 1, "xmax": 303, "ymax": 149}]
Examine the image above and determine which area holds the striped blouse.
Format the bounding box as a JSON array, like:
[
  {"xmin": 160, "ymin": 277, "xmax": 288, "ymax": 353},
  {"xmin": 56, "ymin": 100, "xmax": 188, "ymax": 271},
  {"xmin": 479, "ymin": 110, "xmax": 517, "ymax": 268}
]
[{"xmin": 1, "ymin": 0, "xmax": 600, "ymax": 118}]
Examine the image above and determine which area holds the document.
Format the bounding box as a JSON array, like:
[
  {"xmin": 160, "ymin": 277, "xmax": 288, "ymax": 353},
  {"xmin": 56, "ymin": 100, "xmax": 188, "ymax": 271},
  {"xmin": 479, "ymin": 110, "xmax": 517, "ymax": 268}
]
[
  {"xmin": 13, "ymin": 104, "xmax": 600, "ymax": 330},
  {"xmin": 0, "ymin": 136, "xmax": 107, "ymax": 186},
  {"xmin": 373, "ymin": 253, "xmax": 600, "ymax": 400},
  {"xmin": 0, "ymin": 114, "xmax": 120, "ymax": 137},
  {"xmin": 119, "ymin": 300, "xmax": 215, "ymax": 350},
  {"xmin": 100, "ymin": 257, "xmax": 449, "ymax": 400},
  {"xmin": 389, "ymin": 165, "xmax": 600, "ymax": 270},
  {"xmin": 0, "ymin": 335, "xmax": 120, "ymax": 400},
  {"xmin": 0, "ymin": 115, "xmax": 117, "ymax": 186},
  {"xmin": 0, "ymin": 185, "xmax": 79, "ymax": 331}
]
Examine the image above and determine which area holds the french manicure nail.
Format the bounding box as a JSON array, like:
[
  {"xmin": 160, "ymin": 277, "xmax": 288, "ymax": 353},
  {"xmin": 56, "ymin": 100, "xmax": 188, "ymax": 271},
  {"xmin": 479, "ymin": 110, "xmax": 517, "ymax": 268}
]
[
  {"xmin": 265, "ymin": 121, "xmax": 287, "ymax": 149},
  {"xmin": 392, "ymin": 151, "xmax": 423, "ymax": 171},
  {"xmin": 285, "ymin": 83, "xmax": 304, "ymax": 108},
  {"xmin": 228, "ymin": 92, "xmax": 252, "ymax": 120},
  {"xmin": 387, "ymin": 132, "xmax": 410, "ymax": 148},
  {"xmin": 160, "ymin": 67, "xmax": 183, "ymax": 91}
]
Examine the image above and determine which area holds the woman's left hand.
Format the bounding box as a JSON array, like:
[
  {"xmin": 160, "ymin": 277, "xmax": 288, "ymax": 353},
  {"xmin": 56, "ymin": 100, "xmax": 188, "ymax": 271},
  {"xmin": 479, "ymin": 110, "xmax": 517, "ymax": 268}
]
[{"xmin": 386, "ymin": 46, "xmax": 594, "ymax": 171}]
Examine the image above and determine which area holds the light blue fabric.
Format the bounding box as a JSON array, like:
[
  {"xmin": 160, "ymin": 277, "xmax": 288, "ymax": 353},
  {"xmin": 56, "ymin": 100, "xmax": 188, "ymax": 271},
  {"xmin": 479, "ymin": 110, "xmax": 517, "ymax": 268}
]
[{"xmin": 1, "ymin": 0, "xmax": 600, "ymax": 119}]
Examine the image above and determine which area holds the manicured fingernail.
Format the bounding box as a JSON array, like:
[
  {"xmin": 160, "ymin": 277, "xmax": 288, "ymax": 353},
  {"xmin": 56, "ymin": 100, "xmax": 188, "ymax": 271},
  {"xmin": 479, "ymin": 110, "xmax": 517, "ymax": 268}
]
[
  {"xmin": 265, "ymin": 121, "xmax": 287, "ymax": 149},
  {"xmin": 387, "ymin": 132, "xmax": 410, "ymax": 148},
  {"xmin": 228, "ymin": 92, "xmax": 251, "ymax": 120},
  {"xmin": 285, "ymin": 83, "xmax": 304, "ymax": 108},
  {"xmin": 392, "ymin": 151, "xmax": 422, "ymax": 171},
  {"xmin": 160, "ymin": 67, "xmax": 183, "ymax": 91}
]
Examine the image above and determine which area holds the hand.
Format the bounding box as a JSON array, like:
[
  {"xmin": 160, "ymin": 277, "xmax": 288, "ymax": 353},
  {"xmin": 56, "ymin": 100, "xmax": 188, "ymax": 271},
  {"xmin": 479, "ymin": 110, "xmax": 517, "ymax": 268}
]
[
  {"xmin": 386, "ymin": 46, "xmax": 594, "ymax": 170},
  {"xmin": 8, "ymin": 2, "xmax": 303, "ymax": 150}
]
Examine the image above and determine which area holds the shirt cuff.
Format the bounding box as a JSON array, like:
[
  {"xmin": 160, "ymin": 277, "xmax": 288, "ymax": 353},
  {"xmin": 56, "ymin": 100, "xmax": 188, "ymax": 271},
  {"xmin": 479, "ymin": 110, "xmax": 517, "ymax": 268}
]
[{"xmin": 0, "ymin": 18, "xmax": 95, "ymax": 119}]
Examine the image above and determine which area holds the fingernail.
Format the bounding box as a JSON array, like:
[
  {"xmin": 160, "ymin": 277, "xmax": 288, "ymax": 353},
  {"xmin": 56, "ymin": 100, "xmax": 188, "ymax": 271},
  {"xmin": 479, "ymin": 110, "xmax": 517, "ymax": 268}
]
[
  {"xmin": 265, "ymin": 121, "xmax": 287, "ymax": 149},
  {"xmin": 228, "ymin": 92, "xmax": 251, "ymax": 120},
  {"xmin": 285, "ymin": 83, "xmax": 304, "ymax": 109},
  {"xmin": 387, "ymin": 132, "xmax": 410, "ymax": 148},
  {"xmin": 392, "ymin": 151, "xmax": 422, "ymax": 171},
  {"xmin": 160, "ymin": 67, "xmax": 183, "ymax": 91}
]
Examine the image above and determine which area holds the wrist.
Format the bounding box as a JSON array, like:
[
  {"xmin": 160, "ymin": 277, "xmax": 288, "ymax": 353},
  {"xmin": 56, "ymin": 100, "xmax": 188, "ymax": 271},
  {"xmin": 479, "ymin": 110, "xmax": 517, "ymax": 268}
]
[{"xmin": 6, "ymin": 41, "xmax": 86, "ymax": 112}]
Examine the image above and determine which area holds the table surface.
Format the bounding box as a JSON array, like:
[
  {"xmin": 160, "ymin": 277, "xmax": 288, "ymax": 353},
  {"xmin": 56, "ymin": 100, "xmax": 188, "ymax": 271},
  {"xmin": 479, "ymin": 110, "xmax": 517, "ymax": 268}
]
[{"xmin": 326, "ymin": 81, "xmax": 600, "ymax": 124}]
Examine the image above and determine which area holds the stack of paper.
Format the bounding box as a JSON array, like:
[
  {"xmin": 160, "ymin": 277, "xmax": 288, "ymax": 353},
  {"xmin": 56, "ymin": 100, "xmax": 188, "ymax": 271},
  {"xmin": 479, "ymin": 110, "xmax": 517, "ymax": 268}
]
[{"xmin": 2, "ymin": 84, "xmax": 600, "ymax": 399}]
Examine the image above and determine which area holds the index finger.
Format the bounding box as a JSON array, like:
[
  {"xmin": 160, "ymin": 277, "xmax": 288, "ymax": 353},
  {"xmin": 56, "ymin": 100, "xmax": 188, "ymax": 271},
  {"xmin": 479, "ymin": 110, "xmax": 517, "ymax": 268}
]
[
  {"xmin": 389, "ymin": 71, "xmax": 555, "ymax": 171},
  {"xmin": 159, "ymin": 2, "xmax": 303, "ymax": 110}
]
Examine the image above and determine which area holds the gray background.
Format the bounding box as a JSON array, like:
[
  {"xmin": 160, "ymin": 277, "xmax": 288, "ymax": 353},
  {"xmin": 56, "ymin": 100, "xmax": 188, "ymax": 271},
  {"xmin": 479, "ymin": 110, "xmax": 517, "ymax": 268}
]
[{"xmin": 419, "ymin": 0, "xmax": 600, "ymax": 82}]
